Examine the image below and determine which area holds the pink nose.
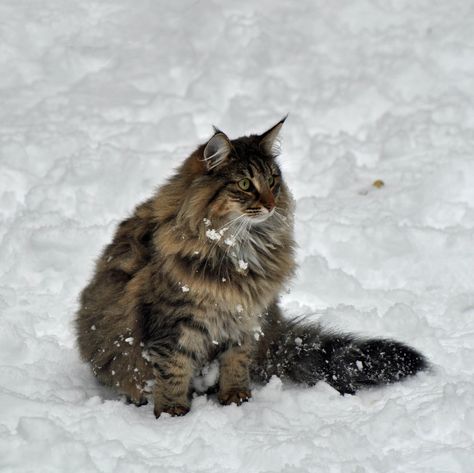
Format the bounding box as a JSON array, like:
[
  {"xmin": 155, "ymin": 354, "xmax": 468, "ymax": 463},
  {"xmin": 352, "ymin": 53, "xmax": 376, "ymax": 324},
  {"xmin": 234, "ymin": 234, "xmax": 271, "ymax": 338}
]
[{"xmin": 263, "ymin": 197, "xmax": 275, "ymax": 212}]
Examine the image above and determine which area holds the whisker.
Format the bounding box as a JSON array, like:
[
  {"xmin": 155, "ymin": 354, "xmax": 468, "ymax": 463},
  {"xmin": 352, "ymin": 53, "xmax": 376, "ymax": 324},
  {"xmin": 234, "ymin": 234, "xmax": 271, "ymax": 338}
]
[
  {"xmin": 201, "ymin": 214, "xmax": 249, "ymax": 280},
  {"xmin": 273, "ymin": 210, "xmax": 290, "ymax": 227},
  {"xmin": 217, "ymin": 217, "xmax": 248, "ymax": 278},
  {"xmin": 214, "ymin": 214, "xmax": 245, "ymax": 232}
]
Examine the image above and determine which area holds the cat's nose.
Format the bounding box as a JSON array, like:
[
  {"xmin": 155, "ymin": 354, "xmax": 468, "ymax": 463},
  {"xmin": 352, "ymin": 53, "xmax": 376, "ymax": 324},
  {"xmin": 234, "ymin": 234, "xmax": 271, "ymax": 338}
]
[
  {"xmin": 262, "ymin": 196, "xmax": 275, "ymax": 212},
  {"xmin": 263, "ymin": 202, "xmax": 275, "ymax": 212}
]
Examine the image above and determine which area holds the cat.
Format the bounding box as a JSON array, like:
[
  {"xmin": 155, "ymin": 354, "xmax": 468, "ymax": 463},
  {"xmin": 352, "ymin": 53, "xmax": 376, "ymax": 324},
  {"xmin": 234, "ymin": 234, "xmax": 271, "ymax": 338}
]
[{"xmin": 75, "ymin": 118, "xmax": 427, "ymax": 417}]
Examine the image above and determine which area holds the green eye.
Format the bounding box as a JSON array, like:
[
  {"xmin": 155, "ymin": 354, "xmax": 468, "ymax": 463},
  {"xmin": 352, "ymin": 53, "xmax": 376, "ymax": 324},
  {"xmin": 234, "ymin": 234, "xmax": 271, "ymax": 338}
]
[
  {"xmin": 238, "ymin": 178, "xmax": 251, "ymax": 191},
  {"xmin": 268, "ymin": 175, "xmax": 275, "ymax": 186}
]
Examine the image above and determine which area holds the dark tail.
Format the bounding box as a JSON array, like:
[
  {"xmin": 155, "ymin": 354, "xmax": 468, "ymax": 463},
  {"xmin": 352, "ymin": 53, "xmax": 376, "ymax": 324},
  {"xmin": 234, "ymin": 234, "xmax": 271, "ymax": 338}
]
[{"xmin": 251, "ymin": 304, "xmax": 427, "ymax": 394}]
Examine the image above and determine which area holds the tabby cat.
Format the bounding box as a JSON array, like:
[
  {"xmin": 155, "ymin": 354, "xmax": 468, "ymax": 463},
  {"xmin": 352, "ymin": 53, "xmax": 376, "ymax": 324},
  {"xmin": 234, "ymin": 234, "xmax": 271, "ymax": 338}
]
[{"xmin": 76, "ymin": 118, "xmax": 426, "ymax": 417}]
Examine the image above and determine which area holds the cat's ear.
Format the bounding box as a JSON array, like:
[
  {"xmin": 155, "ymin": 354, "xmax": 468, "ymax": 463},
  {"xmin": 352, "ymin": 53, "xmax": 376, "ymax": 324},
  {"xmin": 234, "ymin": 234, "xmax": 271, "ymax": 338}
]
[
  {"xmin": 202, "ymin": 132, "xmax": 231, "ymax": 170},
  {"xmin": 259, "ymin": 116, "xmax": 287, "ymax": 156}
]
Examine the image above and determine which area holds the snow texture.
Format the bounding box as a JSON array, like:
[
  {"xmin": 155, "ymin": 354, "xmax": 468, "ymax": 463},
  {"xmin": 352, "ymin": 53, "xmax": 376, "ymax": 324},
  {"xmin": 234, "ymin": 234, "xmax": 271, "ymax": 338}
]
[{"xmin": 1, "ymin": 0, "xmax": 474, "ymax": 472}]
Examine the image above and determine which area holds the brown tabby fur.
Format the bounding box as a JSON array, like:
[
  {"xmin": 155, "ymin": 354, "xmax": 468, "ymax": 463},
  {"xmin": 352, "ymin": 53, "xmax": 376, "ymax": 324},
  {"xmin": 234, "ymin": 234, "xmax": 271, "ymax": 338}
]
[
  {"xmin": 76, "ymin": 119, "xmax": 427, "ymax": 418},
  {"xmin": 76, "ymin": 120, "xmax": 296, "ymax": 416}
]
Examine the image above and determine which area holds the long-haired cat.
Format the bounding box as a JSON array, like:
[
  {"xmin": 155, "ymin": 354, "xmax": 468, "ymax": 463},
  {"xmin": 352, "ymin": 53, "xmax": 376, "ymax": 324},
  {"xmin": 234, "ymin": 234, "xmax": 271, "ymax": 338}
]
[{"xmin": 76, "ymin": 118, "xmax": 426, "ymax": 417}]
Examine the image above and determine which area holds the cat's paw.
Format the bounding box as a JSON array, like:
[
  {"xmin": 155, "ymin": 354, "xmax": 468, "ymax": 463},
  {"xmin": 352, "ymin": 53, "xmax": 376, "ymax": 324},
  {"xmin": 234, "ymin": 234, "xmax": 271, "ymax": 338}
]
[
  {"xmin": 218, "ymin": 389, "xmax": 252, "ymax": 406},
  {"xmin": 125, "ymin": 395, "xmax": 148, "ymax": 407},
  {"xmin": 154, "ymin": 404, "xmax": 190, "ymax": 418}
]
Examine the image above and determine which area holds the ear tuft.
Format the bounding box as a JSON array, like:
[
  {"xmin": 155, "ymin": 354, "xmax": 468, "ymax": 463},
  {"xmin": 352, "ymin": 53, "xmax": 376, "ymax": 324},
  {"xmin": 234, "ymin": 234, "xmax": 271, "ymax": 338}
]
[
  {"xmin": 202, "ymin": 132, "xmax": 231, "ymax": 170},
  {"xmin": 260, "ymin": 115, "xmax": 287, "ymax": 157}
]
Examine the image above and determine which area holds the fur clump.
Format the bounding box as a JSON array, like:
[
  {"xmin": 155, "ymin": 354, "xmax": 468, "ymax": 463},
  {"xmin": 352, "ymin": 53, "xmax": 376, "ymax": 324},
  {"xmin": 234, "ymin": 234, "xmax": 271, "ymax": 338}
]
[{"xmin": 76, "ymin": 119, "xmax": 427, "ymax": 418}]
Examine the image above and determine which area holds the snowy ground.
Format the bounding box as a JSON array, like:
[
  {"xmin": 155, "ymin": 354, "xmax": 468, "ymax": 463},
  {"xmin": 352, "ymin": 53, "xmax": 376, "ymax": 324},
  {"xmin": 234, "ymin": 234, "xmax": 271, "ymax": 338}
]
[{"xmin": 1, "ymin": 0, "xmax": 474, "ymax": 471}]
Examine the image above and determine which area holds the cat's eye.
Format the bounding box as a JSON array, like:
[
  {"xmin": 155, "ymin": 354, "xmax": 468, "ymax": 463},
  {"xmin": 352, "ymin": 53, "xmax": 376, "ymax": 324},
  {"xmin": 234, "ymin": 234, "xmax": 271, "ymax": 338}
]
[
  {"xmin": 238, "ymin": 178, "xmax": 251, "ymax": 191},
  {"xmin": 268, "ymin": 176, "xmax": 275, "ymax": 186}
]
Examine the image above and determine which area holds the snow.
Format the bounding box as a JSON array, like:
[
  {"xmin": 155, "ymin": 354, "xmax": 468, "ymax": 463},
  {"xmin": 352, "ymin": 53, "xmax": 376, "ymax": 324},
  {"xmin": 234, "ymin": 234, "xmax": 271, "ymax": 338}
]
[
  {"xmin": 238, "ymin": 259, "xmax": 249, "ymax": 271},
  {"xmin": 1, "ymin": 0, "xmax": 474, "ymax": 472},
  {"xmin": 224, "ymin": 236, "xmax": 236, "ymax": 247},
  {"xmin": 205, "ymin": 228, "xmax": 222, "ymax": 241}
]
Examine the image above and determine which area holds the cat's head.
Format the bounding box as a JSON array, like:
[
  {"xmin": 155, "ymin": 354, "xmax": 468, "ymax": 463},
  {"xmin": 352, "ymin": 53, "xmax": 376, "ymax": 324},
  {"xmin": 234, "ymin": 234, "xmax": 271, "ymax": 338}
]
[{"xmin": 190, "ymin": 117, "xmax": 288, "ymax": 226}]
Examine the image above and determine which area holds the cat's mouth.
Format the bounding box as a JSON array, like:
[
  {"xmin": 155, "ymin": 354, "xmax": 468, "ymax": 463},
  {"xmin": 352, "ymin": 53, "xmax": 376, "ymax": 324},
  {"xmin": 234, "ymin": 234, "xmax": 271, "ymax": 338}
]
[{"xmin": 244, "ymin": 208, "xmax": 274, "ymax": 224}]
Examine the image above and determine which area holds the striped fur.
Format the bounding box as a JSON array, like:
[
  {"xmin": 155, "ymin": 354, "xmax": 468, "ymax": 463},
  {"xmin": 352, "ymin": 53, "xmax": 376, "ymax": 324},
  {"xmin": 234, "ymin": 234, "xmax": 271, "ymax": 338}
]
[
  {"xmin": 76, "ymin": 121, "xmax": 427, "ymax": 418},
  {"xmin": 76, "ymin": 121, "xmax": 296, "ymax": 417}
]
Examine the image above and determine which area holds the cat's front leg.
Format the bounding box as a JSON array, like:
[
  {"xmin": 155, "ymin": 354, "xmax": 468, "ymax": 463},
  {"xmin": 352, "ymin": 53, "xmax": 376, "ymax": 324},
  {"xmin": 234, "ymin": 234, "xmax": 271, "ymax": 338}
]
[
  {"xmin": 218, "ymin": 342, "xmax": 252, "ymax": 406},
  {"xmin": 151, "ymin": 350, "xmax": 196, "ymax": 417}
]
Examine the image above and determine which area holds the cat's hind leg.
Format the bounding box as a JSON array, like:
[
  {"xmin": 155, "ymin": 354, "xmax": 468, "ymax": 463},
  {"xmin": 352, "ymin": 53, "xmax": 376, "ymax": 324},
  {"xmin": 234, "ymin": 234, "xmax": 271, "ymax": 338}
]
[{"xmin": 106, "ymin": 345, "xmax": 153, "ymax": 407}]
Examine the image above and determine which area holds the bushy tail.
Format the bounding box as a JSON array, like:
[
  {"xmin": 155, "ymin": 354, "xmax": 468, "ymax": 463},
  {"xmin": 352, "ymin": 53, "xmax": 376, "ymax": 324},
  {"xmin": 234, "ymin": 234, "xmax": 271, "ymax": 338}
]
[{"xmin": 251, "ymin": 305, "xmax": 427, "ymax": 394}]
